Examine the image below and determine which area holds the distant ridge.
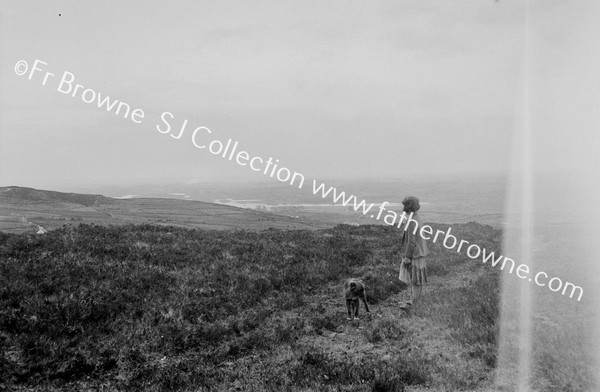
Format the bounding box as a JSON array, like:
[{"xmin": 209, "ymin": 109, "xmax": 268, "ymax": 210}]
[
  {"xmin": 0, "ymin": 186, "xmax": 330, "ymax": 233},
  {"xmin": 0, "ymin": 186, "xmax": 114, "ymax": 206}
]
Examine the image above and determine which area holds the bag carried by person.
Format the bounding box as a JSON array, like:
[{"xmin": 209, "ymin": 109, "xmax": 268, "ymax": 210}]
[{"xmin": 398, "ymin": 258, "xmax": 411, "ymax": 284}]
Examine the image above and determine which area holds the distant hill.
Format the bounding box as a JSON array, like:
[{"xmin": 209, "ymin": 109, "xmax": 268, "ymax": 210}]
[
  {"xmin": 1, "ymin": 186, "xmax": 114, "ymax": 206},
  {"xmin": 0, "ymin": 186, "xmax": 331, "ymax": 233}
]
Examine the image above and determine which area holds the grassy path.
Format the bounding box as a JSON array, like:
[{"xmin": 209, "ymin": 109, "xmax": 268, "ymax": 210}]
[
  {"xmin": 217, "ymin": 249, "xmax": 501, "ymax": 391},
  {"xmin": 300, "ymin": 259, "xmax": 496, "ymax": 391}
]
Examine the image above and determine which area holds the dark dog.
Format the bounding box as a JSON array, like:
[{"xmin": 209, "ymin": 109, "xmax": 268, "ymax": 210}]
[{"xmin": 343, "ymin": 273, "xmax": 373, "ymax": 320}]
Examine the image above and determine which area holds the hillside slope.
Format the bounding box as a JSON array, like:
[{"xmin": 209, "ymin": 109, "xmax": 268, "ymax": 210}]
[
  {"xmin": 0, "ymin": 222, "xmax": 503, "ymax": 391},
  {"xmin": 0, "ymin": 186, "xmax": 331, "ymax": 232}
]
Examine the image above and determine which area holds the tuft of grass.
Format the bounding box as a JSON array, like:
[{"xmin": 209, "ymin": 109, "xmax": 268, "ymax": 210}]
[
  {"xmin": 372, "ymin": 376, "xmax": 406, "ymax": 392},
  {"xmin": 309, "ymin": 313, "xmax": 340, "ymax": 334},
  {"xmin": 287, "ymin": 350, "xmax": 425, "ymax": 389},
  {"xmin": 364, "ymin": 318, "xmax": 405, "ymax": 343}
]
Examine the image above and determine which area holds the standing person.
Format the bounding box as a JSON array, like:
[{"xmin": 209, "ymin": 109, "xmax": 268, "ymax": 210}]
[{"xmin": 399, "ymin": 196, "xmax": 428, "ymax": 313}]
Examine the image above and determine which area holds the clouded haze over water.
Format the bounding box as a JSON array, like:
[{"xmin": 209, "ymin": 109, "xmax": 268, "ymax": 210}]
[{"xmin": 1, "ymin": 1, "xmax": 532, "ymax": 188}]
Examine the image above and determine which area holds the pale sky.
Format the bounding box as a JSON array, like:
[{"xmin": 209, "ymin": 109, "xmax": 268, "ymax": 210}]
[{"xmin": 0, "ymin": 1, "xmax": 598, "ymax": 189}]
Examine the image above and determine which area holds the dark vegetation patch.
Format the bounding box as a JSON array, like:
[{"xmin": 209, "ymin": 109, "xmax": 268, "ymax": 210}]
[{"xmin": 0, "ymin": 222, "xmax": 501, "ymax": 391}]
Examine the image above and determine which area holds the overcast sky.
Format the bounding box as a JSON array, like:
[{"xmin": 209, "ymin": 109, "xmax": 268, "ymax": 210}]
[{"xmin": 0, "ymin": 1, "xmax": 598, "ymax": 189}]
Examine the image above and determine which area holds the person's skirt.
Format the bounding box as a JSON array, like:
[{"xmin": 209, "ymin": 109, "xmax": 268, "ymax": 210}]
[{"xmin": 410, "ymin": 256, "xmax": 427, "ymax": 285}]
